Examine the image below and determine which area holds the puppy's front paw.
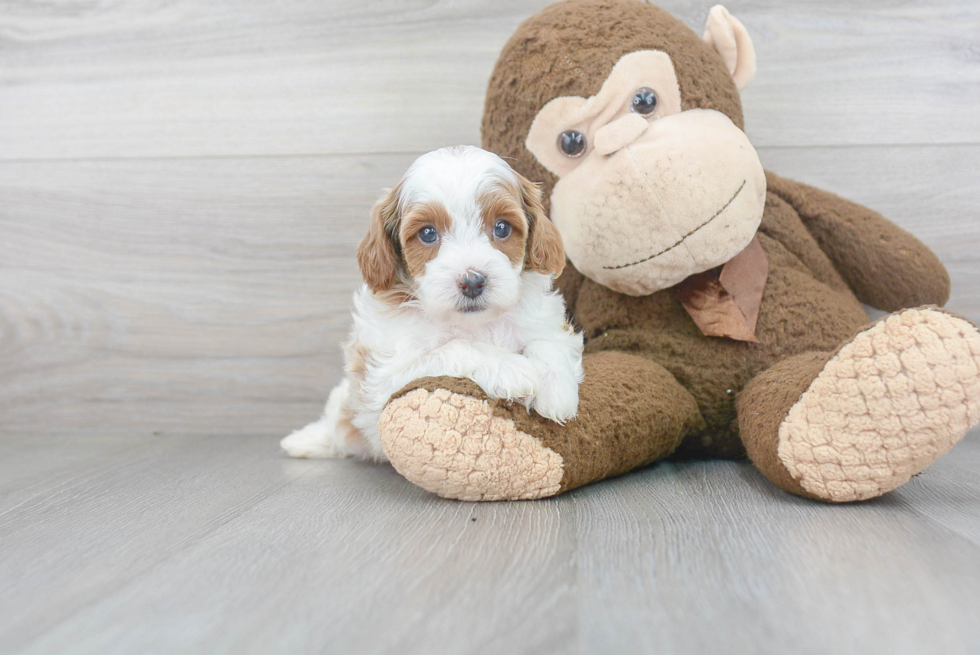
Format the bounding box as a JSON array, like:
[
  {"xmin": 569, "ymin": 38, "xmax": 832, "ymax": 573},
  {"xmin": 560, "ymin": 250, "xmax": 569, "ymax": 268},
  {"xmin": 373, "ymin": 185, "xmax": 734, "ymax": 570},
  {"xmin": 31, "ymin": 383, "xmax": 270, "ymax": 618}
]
[
  {"xmin": 479, "ymin": 354, "xmax": 540, "ymax": 402},
  {"xmin": 527, "ymin": 374, "xmax": 580, "ymax": 423}
]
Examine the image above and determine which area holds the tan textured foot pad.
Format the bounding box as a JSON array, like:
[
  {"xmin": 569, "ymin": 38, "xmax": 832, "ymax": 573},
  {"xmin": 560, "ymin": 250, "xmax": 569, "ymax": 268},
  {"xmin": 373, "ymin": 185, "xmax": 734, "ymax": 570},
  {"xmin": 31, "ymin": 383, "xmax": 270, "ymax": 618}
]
[
  {"xmin": 378, "ymin": 388, "xmax": 564, "ymax": 501},
  {"xmin": 779, "ymin": 308, "xmax": 980, "ymax": 502}
]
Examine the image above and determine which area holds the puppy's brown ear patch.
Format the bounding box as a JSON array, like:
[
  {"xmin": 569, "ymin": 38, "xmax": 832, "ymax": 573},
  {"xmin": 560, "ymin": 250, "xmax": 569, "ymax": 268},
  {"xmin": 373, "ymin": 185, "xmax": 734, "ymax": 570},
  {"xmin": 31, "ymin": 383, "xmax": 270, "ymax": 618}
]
[
  {"xmin": 519, "ymin": 173, "xmax": 566, "ymax": 277},
  {"xmin": 358, "ymin": 183, "xmax": 402, "ymax": 293}
]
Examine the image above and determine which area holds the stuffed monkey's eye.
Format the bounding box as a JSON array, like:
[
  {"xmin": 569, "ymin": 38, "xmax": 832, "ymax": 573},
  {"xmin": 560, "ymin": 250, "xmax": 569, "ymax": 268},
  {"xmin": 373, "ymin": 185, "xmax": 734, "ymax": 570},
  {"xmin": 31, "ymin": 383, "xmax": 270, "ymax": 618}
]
[
  {"xmin": 557, "ymin": 130, "xmax": 587, "ymax": 158},
  {"xmin": 630, "ymin": 87, "xmax": 658, "ymax": 116},
  {"xmin": 493, "ymin": 220, "xmax": 512, "ymax": 239},
  {"xmin": 418, "ymin": 226, "xmax": 439, "ymax": 244}
]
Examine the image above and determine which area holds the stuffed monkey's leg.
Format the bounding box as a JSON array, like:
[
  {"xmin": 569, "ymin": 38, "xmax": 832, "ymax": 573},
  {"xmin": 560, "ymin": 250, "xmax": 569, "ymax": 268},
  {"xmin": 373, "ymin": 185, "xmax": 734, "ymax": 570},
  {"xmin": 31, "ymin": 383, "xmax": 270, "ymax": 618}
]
[
  {"xmin": 377, "ymin": 351, "xmax": 705, "ymax": 501},
  {"xmin": 738, "ymin": 307, "xmax": 980, "ymax": 502}
]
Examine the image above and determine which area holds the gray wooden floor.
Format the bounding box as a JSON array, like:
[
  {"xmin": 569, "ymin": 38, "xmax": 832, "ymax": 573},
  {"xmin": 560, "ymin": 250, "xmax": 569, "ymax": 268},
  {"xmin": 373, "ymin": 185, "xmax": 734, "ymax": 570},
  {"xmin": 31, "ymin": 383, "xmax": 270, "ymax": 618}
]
[
  {"xmin": 2, "ymin": 432, "xmax": 979, "ymax": 654},
  {"xmin": 2, "ymin": 0, "xmax": 980, "ymax": 653}
]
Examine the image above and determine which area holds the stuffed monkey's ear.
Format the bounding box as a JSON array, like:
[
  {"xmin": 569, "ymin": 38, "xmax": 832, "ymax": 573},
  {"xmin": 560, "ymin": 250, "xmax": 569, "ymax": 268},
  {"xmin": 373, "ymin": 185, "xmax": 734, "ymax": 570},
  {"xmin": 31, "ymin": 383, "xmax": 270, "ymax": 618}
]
[
  {"xmin": 518, "ymin": 173, "xmax": 565, "ymax": 278},
  {"xmin": 357, "ymin": 183, "xmax": 402, "ymax": 293},
  {"xmin": 703, "ymin": 5, "xmax": 756, "ymax": 91}
]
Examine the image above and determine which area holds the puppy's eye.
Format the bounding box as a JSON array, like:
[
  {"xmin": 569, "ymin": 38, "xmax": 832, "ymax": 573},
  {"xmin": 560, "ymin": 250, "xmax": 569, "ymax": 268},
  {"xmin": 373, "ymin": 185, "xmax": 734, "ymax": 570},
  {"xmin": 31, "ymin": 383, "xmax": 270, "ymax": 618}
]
[
  {"xmin": 557, "ymin": 130, "xmax": 587, "ymax": 158},
  {"xmin": 493, "ymin": 220, "xmax": 512, "ymax": 239},
  {"xmin": 630, "ymin": 87, "xmax": 658, "ymax": 116},
  {"xmin": 418, "ymin": 226, "xmax": 439, "ymax": 244}
]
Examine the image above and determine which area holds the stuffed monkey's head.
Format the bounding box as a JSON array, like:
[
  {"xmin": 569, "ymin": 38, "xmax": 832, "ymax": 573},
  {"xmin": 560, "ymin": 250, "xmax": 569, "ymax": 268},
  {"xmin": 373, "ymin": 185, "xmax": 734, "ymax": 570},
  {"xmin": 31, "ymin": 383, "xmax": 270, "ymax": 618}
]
[{"xmin": 482, "ymin": 0, "xmax": 767, "ymax": 296}]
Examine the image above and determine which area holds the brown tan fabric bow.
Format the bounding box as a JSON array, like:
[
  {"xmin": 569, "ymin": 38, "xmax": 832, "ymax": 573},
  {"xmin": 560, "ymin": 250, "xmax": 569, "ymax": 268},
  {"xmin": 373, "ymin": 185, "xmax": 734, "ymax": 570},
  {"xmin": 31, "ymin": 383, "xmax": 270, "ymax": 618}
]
[{"xmin": 676, "ymin": 236, "xmax": 768, "ymax": 342}]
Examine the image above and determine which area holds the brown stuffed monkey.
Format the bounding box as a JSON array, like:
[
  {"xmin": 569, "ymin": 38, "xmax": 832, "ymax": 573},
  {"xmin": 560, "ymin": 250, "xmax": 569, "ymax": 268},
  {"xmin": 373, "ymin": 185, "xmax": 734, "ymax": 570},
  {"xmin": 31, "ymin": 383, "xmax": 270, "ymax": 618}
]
[{"xmin": 376, "ymin": 0, "xmax": 980, "ymax": 503}]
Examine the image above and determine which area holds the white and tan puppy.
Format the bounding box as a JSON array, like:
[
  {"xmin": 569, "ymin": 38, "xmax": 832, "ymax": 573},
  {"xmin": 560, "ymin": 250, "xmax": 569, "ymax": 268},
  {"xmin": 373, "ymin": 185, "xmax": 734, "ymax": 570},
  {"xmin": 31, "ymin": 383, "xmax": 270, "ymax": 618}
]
[{"xmin": 282, "ymin": 146, "xmax": 584, "ymax": 461}]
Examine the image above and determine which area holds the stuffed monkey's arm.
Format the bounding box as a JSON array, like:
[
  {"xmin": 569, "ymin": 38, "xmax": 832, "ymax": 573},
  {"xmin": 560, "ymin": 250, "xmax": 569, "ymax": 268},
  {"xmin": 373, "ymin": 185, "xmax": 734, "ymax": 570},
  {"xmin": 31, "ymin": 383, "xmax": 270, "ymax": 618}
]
[{"xmin": 765, "ymin": 171, "xmax": 950, "ymax": 312}]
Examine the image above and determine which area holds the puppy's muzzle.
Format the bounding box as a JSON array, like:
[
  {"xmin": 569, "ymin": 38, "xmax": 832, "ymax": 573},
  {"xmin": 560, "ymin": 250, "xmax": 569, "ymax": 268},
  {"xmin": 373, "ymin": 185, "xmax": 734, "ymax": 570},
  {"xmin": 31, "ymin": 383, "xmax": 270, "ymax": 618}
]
[{"xmin": 458, "ymin": 271, "xmax": 487, "ymax": 299}]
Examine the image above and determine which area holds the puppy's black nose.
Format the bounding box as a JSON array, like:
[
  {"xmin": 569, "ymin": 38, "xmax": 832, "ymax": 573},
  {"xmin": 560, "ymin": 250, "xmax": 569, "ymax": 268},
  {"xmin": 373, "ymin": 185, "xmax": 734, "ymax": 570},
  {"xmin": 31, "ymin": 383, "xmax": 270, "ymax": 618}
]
[{"xmin": 458, "ymin": 271, "xmax": 486, "ymax": 299}]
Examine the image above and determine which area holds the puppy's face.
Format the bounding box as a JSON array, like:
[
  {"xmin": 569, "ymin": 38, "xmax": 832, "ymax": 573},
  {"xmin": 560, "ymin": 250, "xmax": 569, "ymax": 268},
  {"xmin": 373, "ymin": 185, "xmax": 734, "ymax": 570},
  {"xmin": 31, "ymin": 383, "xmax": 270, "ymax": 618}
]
[{"xmin": 357, "ymin": 146, "xmax": 565, "ymax": 325}]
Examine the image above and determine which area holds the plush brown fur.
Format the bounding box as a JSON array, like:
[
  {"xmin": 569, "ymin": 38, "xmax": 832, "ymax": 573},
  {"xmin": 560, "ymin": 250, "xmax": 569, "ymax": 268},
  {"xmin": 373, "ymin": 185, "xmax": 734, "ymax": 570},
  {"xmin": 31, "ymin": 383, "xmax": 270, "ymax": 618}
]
[
  {"xmin": 377, "ymin": 0, "xmax": 968, "ymax": 501},
  {"xmin": 396, "ymin": 350, "xmax": 705, "ymax": 493},
  {"xmin": 566, "ymin": 171, "xmax": 949, "ymax": 460},
  {"xmin": 736, "ymin": 352, "xmax": 833, "ymax": 500},
  {"xmin": 482, "ymin": 0, "xmax": 744, "ymax": 213}
]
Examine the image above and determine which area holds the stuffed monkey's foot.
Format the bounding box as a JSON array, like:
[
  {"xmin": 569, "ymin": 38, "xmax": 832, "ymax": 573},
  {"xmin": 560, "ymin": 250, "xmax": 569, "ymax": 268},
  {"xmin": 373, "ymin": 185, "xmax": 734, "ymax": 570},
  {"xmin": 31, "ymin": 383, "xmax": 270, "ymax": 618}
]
[
  {"xmin": 378, "ymin": 352, "xmax": 704, "ymax": 501},
  {"xmin": 378, "ymin": 386, "xmax": 564, "ymax": 501},
  {"xmin": 745, "ymin": 307, "xmax": 980, "ymax": 503}
]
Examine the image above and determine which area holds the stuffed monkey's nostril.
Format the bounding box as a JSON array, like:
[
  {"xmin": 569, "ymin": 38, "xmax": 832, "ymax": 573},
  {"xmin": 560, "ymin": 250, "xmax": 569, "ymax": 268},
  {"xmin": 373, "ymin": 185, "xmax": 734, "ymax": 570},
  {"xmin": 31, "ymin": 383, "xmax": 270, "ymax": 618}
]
[{"xmin": 458, "ymin": 271, "xmax": 487, "ymax": 299}]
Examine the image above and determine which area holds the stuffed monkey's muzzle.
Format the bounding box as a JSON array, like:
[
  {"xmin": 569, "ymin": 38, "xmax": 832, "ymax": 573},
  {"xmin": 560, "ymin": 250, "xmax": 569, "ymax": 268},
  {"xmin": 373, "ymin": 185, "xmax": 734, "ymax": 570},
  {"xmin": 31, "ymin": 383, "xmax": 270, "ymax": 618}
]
[{"xmin": 550, "ymin": 109, "xmax": 767, "ymax": 296}]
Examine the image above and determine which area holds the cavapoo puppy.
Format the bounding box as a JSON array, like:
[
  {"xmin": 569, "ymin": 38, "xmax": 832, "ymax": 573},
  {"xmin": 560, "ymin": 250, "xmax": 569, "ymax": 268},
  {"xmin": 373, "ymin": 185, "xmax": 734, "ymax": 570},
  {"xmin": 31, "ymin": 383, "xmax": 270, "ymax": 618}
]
[{"xmin": 281, "ymin": 145, "xmax": 584, "ymax": 461}]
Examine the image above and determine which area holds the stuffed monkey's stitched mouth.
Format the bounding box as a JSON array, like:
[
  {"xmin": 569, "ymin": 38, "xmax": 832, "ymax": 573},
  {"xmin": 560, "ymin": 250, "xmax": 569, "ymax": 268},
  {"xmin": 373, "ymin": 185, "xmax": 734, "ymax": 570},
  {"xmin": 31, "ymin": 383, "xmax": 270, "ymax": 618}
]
[{"xmin": 602, "ymin": 179, "xmax": 746, "ymax": 270}]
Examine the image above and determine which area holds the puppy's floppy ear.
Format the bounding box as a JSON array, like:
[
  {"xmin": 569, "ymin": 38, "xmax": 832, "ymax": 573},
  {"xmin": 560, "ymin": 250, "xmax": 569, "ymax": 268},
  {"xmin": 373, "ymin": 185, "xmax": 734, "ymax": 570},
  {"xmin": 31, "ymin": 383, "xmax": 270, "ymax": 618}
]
[
  {"xmin": 518, "ymin": 173, "xmax": 565, "ymax": 277},
  {"xmin": 357, "ymin": 183, "xmax": 402, "ymax": 293}
]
